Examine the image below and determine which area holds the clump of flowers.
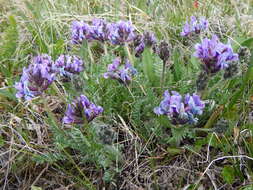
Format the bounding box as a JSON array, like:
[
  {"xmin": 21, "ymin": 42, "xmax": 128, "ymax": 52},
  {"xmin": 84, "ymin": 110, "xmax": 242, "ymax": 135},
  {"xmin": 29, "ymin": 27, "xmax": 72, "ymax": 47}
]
[
  {"xmin": 154, "ymin": 91, "xmax": 205, "ymax": 125},
  {"xmin": 134, "ymin": 31, "xmax": 157, "ymax": 57},
  {"xmin": 15, "ymin": 54, "xmax": 56, "ymax": 100},
  {"xmin": 194, "ymin": 35, "xmax": 238, "ymax": 74},
  {"xmin": 63, "ymin": 94, "xmax": 103, "ymax": 124},
  {"xmin": 103, "ymin": 58, "xmax": 137, "ymax": 84},
  {"xmin": 109, "ymin": 21, "xmax": 135, "ymax": 45},
  {"xmin": 54, "ymin": 55, "xmax": 84, "ymax": 77},
  {"xmin": 71, "ymin": 19, "xmax": 136, "ymax": 46},
  {"xmin": 71, "ymin": 21, "xmax": 93, "ymax": 44},
  {"xmin": 90, "ymin": 18, "xmax": 112, "ymax": 42},
  {"xmin": 181, "ymin": 16, "xmax": 208, "ymax": 37}
]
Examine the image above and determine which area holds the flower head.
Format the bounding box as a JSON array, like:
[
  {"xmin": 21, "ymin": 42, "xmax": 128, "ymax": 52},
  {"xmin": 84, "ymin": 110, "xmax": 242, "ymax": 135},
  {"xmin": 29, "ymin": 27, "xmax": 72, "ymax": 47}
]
[
  {"xmin": 133, "ymin": 31, "xmax": 157, "ymax": 57},
  {"xmin": 54, "ymin": 55, "xmax": 84, "ymax": 77},
  {"xmin": 90, "ymin": 18, "xmax": 112, "ymax": 42},
  {"xmin": 154, "ymin": 91, "xmax": 205, "ymax": 125},
  {"xmin": 109, "ymin": 21, "xmax": 135, "ymax": 45},
  {"xmin": 63, "ymin": 95, "xmax": 103, "ymax": 124},
  {"xmin": 71, "ymin": 21, "xmax": 92, "ymax": 44},
  {"xmin": 181, "ymin": 16, "xmax": 208, "ymax": 37},
  {"xmin": 143, "ymin": 31, "xmax": 157, "ymax": 47},
  {"xmin": 15, "ymin": 55, "xmax": 56, "ymax": 100},
  {"xmin": 157, "ymin": 41, "xmax": 170, "ymax": 62},
  {"xmin": 194, "ymin": 35, "xmax": 238, "ymax": 74},
  {"xmin": 104, "ymin": 58, "xmax": 137, "ymax": 84}
]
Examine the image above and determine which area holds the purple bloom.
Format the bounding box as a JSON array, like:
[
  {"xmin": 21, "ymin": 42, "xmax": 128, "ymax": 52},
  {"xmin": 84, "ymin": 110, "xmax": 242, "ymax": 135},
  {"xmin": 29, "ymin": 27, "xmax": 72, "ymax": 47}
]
[
  {"xmin": 71, "ymin": 21, "xmax": 92, "ymax": 44},
  {"xmin": 194, "ymin": 35, "xmax": 238, "ymax": 74},
  {"xmin": 54, "ymin": 55, "xmax": 84, "ymax": 76},
  {"xmin": 90, "ymin": 18, "xmax": 112, "ymax": 42},
  {"xmin": 63, "ymin": 95, "xmax": 103, "ymax": 124},
  {"xmin": 134, "ymin": 31, "xmax": 157, "ymax": 57},
  {"xmin": 104, "ymin": 58, "xmax": 137, "ymax": 84},
  {"xmin": 181, "ymin": 16, "xmax": 208, "ymax": 37},
  {"xmin": 15, "ymin": 55, "xmax": 56, "ymax": 100},
  {"xmin": 143, "ymin": 31, "xmax": 157, "ymax": 47},
  {"xmin": 109, "ymin": 21, "xmax": 135, "ymax": 45},
  {"xmin": 135, "ymin": 41, "xmax": 145, "ymax": 57},
  {"xmin": 154, "ymin": 91, "xmax": 205, "ymax": 125}
]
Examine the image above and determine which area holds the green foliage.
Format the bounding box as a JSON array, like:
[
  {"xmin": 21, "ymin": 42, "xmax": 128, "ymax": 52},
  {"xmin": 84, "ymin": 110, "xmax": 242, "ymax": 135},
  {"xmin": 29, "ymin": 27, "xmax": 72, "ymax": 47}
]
[
  {"xmin": 0, "ymin": 15, "xmax": 18, "ymax": 77},
  {"xmin": 142, "ymin": 48, "xmax": 161, "ymax": 86},
  {"xmin": 222, "ymin": 165, "xmax": 236, "ymax": 184}
]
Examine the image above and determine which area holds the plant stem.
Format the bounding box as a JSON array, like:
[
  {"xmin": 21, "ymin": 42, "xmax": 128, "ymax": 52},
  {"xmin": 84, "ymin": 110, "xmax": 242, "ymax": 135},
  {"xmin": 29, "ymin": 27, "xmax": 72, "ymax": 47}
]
[
  {"xmin": 124, "ymin": 43, "xmax": 134, "ymax": 64},
  {"xmin": 161, "ymin": 60, "xmax": 167, "ymax": 90},
  {"xmin": 103, "ymin": 43, "xmax": 108, "ymax": 56},
  {"xmin": 87, "ymin": 43, "xmax": 94, "ymax": 73}
]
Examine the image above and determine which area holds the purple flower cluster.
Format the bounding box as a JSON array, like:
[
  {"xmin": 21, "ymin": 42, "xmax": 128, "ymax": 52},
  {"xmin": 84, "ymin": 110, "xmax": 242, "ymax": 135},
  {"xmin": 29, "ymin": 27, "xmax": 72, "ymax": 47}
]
[
  {"xmin": 181, "ymin": 16, "xmax": 208, "ymax": 37},
  {"xmin": 54, "ymin": 55, "xmax": 84, "ymax": 77},
  {"xmin": 109, "ymin": 20, "xmax": 135, "ymax": 45},
  {"xmin": 90, "ymin": 19, "xmax": 112, "ymax": 42},
  {"xmin": 134, "ymin": 31, "xmax": 157, "ymax": 57},
  {"xmin": 194, "ymin": 35, "xmax": 238, "ymax": 74},
  {"xmin": 104, "ymin": 58, "xmax": 137, "ymax": 84},
  {"xmin": 71, "ymin": 21, "xmax": 92, "ymax": 44},
  {"xmin": 154, "ymin": 91, "xmax": 205, "ymax": 125},
  {"xmin": 15, "ymin": 54, "xmax": 85, "ymax": 100},
  {"xmin": 63, "ymin": 94, "xmax": 103, "ymax": 124},
  {"xmin": 71, "ymin": 19, "xmax": 135, "ymax": 45},
  {"xmin": 15, "ymin": 55, "xmax": 56, "ymax": 100}
]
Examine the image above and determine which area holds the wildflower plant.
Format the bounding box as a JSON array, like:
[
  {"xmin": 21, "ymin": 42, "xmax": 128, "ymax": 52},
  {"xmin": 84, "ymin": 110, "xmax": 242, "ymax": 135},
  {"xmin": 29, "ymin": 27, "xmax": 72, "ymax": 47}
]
[
  {"xmin": 134, "ymin": 31, "xmax": 157, "ymax": 57},
  {"xmin": 181, "ymin": 16, "xmax": 208, "ymax": 37},
  {"xmin": 103, "ymin": 57, "xmax": 137, "ymax": 84},
  {"xmin": 90, "ymin": 18, "xmax": 112, "ymax": 42},
  {"xmin": 194, "ymin": 35, "xmax": 238, "ymax": 74},
  {"xmin": 54, "ymin": 55, "xmax": 84, "ymax": 77},
  {"xmin": 154, "ymin": 90, "xmax": 205, "ymax": 125},
  {"xmin": 71, "ymin": 21, "xmax": 92, "ymax": 44},
  {"xmin": 63, "ymin": 94, "xmax": 103, "ymax": 124},
  {"xmin": 15, "ymin": 54, "xmax": 56, "ymax": 100},
  {"xmin": 109, "ymin": 20, "xmax": 135, "ymax": 45}
]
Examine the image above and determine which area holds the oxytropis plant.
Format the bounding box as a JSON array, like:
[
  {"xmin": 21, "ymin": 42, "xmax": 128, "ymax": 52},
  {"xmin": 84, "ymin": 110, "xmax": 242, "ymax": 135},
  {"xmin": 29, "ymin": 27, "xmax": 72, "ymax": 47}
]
[
  {"xmin": 63, "ymin": 94, "xmax": 103, "ymax": 124},
  {"xmin": 154, "ymin": 90, "xmax": 205, "ymax": 125},
  {"xmin": 15, "ymin": 54, "xmax": 56, "ymax": 100},
  {"xmin": 103, "ymin": 57, "xmax": 137, "ymax": 84},
  {"xmin": 181, "ymin": 16, "xmax": 208, "ymax": 37},
  {"xmin": 194, "ymin": 35, "xmax": 239, "ymax": 91}
]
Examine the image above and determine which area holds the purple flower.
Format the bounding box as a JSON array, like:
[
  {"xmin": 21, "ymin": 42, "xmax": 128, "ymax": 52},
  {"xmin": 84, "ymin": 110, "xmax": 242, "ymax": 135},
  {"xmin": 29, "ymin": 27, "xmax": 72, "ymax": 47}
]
[
  {"xmin": 109, "ymin": 21, "xmax": 135, "ymax": 45},
  {"xmin": 54, "ymin": 55, "xmax": 84, "ymax": 76},
  {"xmin": 104, "ymin": 58, "xmax": 137, "ymax": 84},
  {"xmin": 143, "ymin": 31, "xmax": 157, "ymax": 47},
  {"xmin": 15, "ymin": 55, "xmax": 56, "ymax": 100},
  {"xmin": 181, "ymin": 16, "xmax": 208, "ymax": 37},
  {"xmin": 134, "ymin": 31, "xmax": 157, "ymax": 57},
  {"xmin": 63, "ymin": 94, "xmax": 103, "ymax": 124},
  {"xmin": 90, "ymin": 18, "xmax": 112, "ymax": 42},
  {"xmin": 154, "ymin": 91, "xmax": 205, "ymax": 125},
  {"xmin": 135, "ymin": 41, "xmax": 145, "ymax": 57},
  {"xmin": 194, "ymin": 35, "xmax": 238, "ymax": 74},
  {"xmin": 71, "ymin": 21, "xmax": 92, "ymax": 44}
]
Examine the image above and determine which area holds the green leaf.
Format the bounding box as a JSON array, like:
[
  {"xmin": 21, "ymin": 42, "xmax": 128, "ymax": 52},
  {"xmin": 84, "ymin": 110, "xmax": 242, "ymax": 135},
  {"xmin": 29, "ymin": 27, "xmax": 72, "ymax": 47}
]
[
  {"xmin": 0, "ymin": 88, "xmax": 17, "ymax": 101},
  {"xmin": 190, "ymin": 55, "xmax": 200, "ymax": 70},
  {"xmin": 0, "ymin": 15, "xmax": 19, "ymax": 77},
  {"xmin": 241, "ymin": 38, "xmax": 253, "ymax": 48},
  {"xmin": 142, "ymin": 48, "xmax": 159, "ymax": 86},
  {"xmin": 222, "ymin": 165, "xmax": 235, "ymax": 184}
]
